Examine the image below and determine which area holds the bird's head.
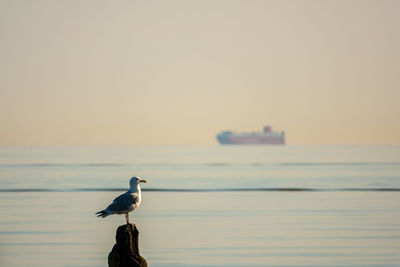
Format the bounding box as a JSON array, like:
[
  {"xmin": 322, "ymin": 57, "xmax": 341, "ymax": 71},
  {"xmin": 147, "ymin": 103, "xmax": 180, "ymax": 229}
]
[{"xmin": 129, "ymin": 176, "xmax": 147, "ymax": 188}]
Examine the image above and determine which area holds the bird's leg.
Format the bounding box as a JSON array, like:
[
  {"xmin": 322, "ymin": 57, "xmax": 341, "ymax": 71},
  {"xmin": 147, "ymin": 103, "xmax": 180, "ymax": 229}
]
[{"xmin": 125, "ymin": 213, "xmax": 129, "ymax": 225}]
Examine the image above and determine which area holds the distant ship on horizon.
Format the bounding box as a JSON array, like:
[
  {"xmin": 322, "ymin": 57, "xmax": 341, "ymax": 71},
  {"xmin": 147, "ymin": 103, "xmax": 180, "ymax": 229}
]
[{"xmin": 216, "ymin": 125, "xmax": 285, "ymax": 145}]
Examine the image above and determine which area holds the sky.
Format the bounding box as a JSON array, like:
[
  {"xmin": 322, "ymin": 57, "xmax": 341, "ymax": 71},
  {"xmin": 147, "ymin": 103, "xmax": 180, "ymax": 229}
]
[{"xmin": 0, "ymin": 0, "xmax": 399, "ymax": 145}]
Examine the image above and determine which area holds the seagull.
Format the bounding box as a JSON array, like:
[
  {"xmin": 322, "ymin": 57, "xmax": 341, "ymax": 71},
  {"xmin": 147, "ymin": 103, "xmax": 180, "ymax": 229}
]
[{"xmin": 96, "ymin": 177, "xmax": 147, "ymax": 224}]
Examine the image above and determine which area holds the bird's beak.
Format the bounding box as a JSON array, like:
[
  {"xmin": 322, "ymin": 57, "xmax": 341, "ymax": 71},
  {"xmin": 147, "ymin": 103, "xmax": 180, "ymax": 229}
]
[{"xmin": 140, "ymin": 179, "xmax": 147, "ymax": 183}]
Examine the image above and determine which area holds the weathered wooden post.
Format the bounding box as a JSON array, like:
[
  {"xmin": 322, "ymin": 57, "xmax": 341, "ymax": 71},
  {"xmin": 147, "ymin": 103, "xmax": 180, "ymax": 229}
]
[{"xmin": 108, "ymin": 224, "xmax": 147, "ymax": 267}]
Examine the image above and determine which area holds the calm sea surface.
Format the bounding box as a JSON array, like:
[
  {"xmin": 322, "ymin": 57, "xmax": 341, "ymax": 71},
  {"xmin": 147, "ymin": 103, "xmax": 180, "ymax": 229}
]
[{"xmin": 0, "ymin": 145, "xmax": 400, "ymax": 266}]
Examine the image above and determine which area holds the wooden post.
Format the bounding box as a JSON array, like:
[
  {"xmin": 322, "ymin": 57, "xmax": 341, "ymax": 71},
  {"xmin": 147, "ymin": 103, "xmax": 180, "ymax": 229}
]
[{"xmin": 108, "ymin": 224, "xmax": 147, "ymax": 267}]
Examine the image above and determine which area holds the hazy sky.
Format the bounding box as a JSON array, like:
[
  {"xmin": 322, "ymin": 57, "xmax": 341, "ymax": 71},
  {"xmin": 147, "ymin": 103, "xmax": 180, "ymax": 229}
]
[{"xmin": 1, "ymin": 0, "xmax": 399, "ymax": 145}]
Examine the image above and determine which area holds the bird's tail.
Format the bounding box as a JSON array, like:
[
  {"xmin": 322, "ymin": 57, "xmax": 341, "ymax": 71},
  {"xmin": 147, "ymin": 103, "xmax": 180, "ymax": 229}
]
[{"xmin": 95, "ymin": 210, "xmax": 109, "ymax": 218}]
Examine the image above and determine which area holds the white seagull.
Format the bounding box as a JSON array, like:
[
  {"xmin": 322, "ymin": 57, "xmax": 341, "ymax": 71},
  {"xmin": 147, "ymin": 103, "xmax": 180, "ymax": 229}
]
[{"xmin": 96, "ymin": 177, "xmax": 147, "ymax": 224}]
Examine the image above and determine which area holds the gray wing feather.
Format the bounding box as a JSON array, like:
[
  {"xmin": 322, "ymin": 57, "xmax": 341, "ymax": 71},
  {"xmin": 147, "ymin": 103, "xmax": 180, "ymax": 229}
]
[{"xmin": 106, "ymin": 192, "xmax": 137, "ymax": 211}]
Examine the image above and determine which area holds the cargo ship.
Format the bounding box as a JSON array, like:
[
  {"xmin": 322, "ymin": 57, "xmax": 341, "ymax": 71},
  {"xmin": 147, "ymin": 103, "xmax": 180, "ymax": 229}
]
[{"xmin": 216, "ymin": 125, "xmax": 285, "ymax": 145}]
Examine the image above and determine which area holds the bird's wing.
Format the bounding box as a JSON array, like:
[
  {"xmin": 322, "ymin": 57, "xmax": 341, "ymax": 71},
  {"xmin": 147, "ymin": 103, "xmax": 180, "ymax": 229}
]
[{"xmin": 106, "ymin": 192, "xmax": 137, "ymax": 211}]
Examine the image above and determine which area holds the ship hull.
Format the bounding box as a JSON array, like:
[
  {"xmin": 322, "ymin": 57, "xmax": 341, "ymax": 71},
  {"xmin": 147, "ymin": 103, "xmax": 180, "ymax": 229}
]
[{"xmin": 217, "ymin": 134, "xmax": 285, "ymax": 145}]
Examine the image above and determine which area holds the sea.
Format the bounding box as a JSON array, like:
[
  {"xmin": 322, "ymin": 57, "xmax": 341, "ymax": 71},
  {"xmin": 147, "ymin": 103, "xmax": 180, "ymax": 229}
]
[{"xmin": 0, "ymin": 145, "xmax": 399, "ymax": 267}]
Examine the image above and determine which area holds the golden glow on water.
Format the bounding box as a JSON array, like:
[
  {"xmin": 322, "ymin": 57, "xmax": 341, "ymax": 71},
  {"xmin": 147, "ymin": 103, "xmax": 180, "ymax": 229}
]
[
  {"xmin": 0, "ymin": 145, "xmax": 399, "ymax": 266},
  {"xmin": 1, "ymin": 191, "xmax": 400, "ymax": 266}
]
